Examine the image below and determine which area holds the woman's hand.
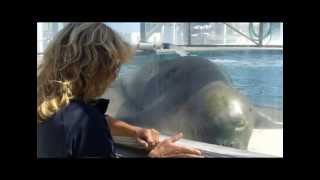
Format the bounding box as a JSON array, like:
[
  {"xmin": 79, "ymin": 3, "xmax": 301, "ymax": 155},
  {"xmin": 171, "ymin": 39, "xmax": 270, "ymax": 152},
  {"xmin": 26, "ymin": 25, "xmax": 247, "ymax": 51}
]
[
  {"xmin": 106, "ymin": 115, "xmax": 202, "ymax": 157},
  {"xmin": 135, "ymin": 128, "xmax": 160, "ymax": 150},
  {"xmin": 148, "ymin": 133, "xmax": 204, "ymax": 158}
]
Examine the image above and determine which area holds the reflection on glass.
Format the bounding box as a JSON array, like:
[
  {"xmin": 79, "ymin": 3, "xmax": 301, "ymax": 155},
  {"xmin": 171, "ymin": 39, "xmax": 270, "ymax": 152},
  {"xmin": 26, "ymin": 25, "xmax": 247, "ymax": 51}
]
[{"xmin": 229, "ymin": 99, "xmax": 243, "ymax": 117}]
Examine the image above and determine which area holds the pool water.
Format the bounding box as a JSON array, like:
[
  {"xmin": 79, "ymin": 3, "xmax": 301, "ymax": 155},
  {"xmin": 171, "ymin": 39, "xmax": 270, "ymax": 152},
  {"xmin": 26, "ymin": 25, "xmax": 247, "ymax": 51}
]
[
  {"xmin": 201, "ymin": 51, "xmax": 283, "ymax": 110},
  {"xmin": 119, "ymin": 50, "xmax": 283, "ymax": 111}
]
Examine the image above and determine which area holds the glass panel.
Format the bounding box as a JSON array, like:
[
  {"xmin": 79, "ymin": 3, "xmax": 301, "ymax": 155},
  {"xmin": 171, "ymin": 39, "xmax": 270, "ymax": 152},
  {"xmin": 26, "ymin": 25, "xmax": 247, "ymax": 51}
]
[
  {"xmin": 190, "ymin": 23, "xmax": 257, "ymax": 45},
  {"xmin": 144, "ymin": 23, "xmax": 188, "ymax": 45},
  {"xmin": 37, "ymin": 22, "xmax": 140, "ymax": 54},
  {"xmin": 106, "ymin": 23, "xmax": 140, "ymax": 45},
  {"xmin": 144, "ymin": 23, "xmax": 164, "ymax": 44},
  {"xmin": 107, "ymin": 47, "xmax": 283, "ymax": 156},
  {"xmin": 191, "ymin": 22, "xmax": 224, "ymax": 45},
  {"xmin": 37, "ymin": 22, "xmax": 283, "ymax": 157},
  {"xmin": 225, "ymin": 23, "xmax": 256, "ymax": 45},
  {"xmin": 263, "ymin": 22, "xmax": 283, "ymax": 45},
  {"xmin": 173, "ymin": 23, "xmax": 188, "ymax": 45},
  {"xmin": 37, "ymin": 22, "xmax": 67, "ymax": 54},
  {"xmin": 143, "ymin": 23, "xmax": 283, "ymax": 46}
]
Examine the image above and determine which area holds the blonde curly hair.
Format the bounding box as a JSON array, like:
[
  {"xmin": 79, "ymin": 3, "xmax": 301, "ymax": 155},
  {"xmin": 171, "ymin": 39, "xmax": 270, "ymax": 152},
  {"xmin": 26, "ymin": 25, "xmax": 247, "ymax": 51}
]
[{"xmin": 37, "ymin": 23, "xmax": 134, "ymax": 123}]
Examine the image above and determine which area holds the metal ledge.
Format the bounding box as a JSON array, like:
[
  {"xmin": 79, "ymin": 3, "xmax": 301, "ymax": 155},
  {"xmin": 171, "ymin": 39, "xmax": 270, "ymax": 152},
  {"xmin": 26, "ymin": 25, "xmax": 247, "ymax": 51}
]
[{"xmin": 113, "ymin": 135, "xmax": 276, "ymax": 158}]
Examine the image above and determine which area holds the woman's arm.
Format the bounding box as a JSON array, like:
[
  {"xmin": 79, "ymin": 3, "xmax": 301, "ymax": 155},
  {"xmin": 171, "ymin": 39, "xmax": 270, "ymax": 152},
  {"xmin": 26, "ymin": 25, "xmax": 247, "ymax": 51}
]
[
  {"xmin": 106, "ymin": 114, "xmax": 139, "ymax": 137},
  {"xmin": 106, "ymin": 114, "xmax": 159, "ymax": 150}
]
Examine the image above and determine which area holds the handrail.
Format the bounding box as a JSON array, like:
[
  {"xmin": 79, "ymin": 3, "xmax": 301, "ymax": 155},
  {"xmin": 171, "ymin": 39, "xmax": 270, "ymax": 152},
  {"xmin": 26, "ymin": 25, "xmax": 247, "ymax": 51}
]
[{"xmin": 113, "ymin": 135, "xmax": 277, "ymax": 158}]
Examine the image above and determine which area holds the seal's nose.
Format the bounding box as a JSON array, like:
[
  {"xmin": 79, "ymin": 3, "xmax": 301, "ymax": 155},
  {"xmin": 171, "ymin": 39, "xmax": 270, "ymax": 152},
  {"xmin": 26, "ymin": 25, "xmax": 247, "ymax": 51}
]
[{"xmin": 226, "ymin": 99, "xmax": 248, "ymax": 129}]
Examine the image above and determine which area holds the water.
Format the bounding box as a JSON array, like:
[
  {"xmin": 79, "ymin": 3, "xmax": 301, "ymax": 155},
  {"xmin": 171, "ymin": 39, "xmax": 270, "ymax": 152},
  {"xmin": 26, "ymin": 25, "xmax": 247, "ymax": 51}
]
[
  {"xmin": 119, "ymin": 50, "xmax": 283, "ymax": 110},
  {"xmin": 203, "ymin": 51, "xmax": 283, "ymax": 110}
]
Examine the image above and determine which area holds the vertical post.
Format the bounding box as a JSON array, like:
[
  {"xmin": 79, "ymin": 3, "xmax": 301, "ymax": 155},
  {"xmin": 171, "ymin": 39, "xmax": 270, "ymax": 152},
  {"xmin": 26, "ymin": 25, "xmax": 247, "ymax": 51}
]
[
  {"xmin": 58, "ymin": 23, "xmax": 65, "ymax": 31},
  {"xmin": 173, "ymin": 23, "xmax": 176, "ymax": 44},
  {"xmin": 52, "ymin": 23, "xmax": 59, "ymax": 35},
  {"xmin": 140, "ymin": 23, "xmax": 146, "ymax": 42},
  {"xmin": 259, "ymin": 23, "xmax": 264, "ymax": 46},
  {"xmin": 161, "ymin": 24, "xmax": 165, "ymax": 43},
  {"xmin": 187, "ymin": 23, "xmax": 191, "ymax": 46},
  {"xmin": 37, "ymin": 23, "xmax": 43, "ymax": 54},
  {"xmin": 223, "ymin": 23, "xmax": 226, "ymax": 44},
  {"xmin": 280, "ymin": 22, "xmax": 283, "ymax": 44}
]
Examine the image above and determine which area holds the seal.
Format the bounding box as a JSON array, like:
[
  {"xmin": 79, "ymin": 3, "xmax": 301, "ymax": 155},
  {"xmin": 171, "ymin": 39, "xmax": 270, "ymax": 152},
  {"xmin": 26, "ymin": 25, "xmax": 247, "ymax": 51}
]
[{"xmin": 103, "ymin": 56, "xmax": 282, "ymax": 149}]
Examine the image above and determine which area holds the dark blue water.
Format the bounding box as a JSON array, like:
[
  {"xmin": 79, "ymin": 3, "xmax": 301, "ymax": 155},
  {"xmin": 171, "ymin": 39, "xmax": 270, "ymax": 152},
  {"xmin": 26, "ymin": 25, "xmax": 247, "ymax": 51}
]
[{"xmin": 119, "ymin": 50, "xmax": 283, "ymax": 110}]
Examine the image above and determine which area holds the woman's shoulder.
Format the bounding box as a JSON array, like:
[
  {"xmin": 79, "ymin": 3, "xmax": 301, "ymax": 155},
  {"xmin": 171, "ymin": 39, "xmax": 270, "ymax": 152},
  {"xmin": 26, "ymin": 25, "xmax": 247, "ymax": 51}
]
[
  {"xmin": 39, "ymin": 98, "xmax": 109, "ymax": 132},
  {"xmin": 62, "ymin": 100, "xmax": 100, "ymax": 120},
  {"xmin": 61, "ymin": 99, "xmax": 108, "ymax": 129},
  {"xmin": 65, "ymin": 99, "xmax": 94, "ymax": 112},
  {"xmin": 65, "ymin": 98, "xmax": 110, "ymax": 115}
]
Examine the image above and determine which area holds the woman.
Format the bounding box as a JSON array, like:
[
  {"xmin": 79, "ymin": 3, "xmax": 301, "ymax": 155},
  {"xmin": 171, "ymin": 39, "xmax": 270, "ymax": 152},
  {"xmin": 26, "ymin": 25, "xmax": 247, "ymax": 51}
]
[{"xmin": 37, "ymin": 23, "xmax": 203, "ymax": 158}]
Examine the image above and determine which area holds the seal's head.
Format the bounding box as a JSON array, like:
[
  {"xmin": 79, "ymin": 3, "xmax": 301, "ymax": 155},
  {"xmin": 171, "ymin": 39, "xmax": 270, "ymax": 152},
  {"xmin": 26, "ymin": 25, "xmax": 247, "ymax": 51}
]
[{"xmin": 183, "ymin": 81, "xmax": 255, "ymax": 149}]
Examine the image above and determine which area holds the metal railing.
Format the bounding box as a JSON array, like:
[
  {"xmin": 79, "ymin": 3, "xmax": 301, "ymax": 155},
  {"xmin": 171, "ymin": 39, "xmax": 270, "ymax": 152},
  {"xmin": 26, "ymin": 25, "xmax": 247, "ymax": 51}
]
[
  {"xmin": 113, "ymin": 135, "xmax": 277, "ymax": 158},
  {"xmin": 141, "ymin": 23, "xmax": 282, "ymax": 47}
]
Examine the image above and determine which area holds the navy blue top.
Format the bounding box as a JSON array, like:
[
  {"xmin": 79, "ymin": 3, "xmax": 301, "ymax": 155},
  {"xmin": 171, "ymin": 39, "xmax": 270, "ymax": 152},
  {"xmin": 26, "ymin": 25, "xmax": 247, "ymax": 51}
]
[{"xmin": 37, "ymin": 99, "xmax": 116, "ymax": 158}]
